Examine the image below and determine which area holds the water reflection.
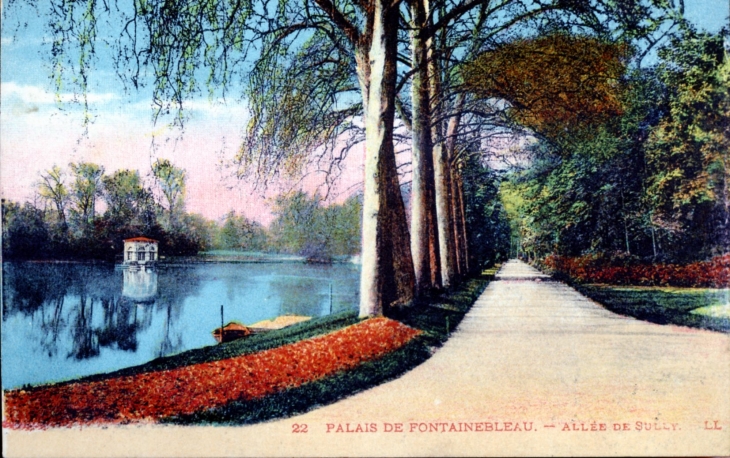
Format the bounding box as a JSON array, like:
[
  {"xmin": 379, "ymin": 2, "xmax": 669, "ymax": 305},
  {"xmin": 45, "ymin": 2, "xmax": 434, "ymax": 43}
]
[
  {"xmin": 156, "ymin": 301, "xmax": 184, "ymax": 358},
  {"xmin": 272, "ymin": 275, "xmax": 327, "ymax": 317},
  {"xmin": 69, "ymin": 294, "xmax": 100, "ymax": 360},
  {"xmin": 2, "ymin": 262, "xmax": 359, "ymax": 388},
  {"xmin": 122, "ymin": 268, "xmax": 158, "ymax": 303},
  {"xmin": 38, "ymin": 295, "xmax": 66, "ymax": 358},
  {"xmin": 98, "ymin": 296, "xmax": 146, "ymax": 353},
  {"xmin": 2, "ymin": 263, "xmax": 162, "ymax": 383}
]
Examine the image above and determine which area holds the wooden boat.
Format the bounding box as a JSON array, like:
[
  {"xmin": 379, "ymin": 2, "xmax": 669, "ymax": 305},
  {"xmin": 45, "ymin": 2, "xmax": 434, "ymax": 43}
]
[{"xmin": 212, "ymin": 322, "xmax": 252, "ymax": 343}]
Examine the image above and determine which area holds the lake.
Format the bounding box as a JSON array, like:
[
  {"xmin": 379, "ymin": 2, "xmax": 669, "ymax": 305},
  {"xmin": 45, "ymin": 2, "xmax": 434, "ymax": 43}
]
[{"xmin": 1, "ymin": 261, "xmax": 360, "ymax": 389}]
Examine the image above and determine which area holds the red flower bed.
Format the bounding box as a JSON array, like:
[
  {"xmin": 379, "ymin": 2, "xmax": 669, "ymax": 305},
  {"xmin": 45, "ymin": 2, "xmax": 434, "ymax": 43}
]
[
  {"xmin": 542, "ymin": 254, "xmax": 730, "ymax": 287},
  {"xmin": 3, "ymin": 317, "xmax": 420, "ymax": 430}
]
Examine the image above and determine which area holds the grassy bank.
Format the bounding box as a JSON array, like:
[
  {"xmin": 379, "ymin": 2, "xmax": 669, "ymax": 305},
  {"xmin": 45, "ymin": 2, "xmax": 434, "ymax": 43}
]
[
  {"xmin": 163, "ymin": 273, "xmax": 491, "ymax": 426},
  {"xmin": 576, "ymin": 285, "xmax": 730, "ymax": 333}
]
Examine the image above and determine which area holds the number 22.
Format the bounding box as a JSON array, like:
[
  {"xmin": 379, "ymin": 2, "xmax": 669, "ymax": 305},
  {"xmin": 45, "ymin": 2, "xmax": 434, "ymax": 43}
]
[{"xmin": 292, "ymin": 423, "xmax": 308, "ymax": 433}]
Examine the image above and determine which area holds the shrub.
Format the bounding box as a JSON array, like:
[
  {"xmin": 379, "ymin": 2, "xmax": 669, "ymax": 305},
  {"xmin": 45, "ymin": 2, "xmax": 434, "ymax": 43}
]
[{"xmin": 541, "ymin": 254, "xmax": 730, "ymax": 287}]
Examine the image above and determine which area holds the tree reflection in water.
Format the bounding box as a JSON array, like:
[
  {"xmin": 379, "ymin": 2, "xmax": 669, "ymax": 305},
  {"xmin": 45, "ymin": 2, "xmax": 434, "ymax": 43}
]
[
  {"xmin": 68, "ymin": 293, "xmax": 100, "ymax": 360},
  {"xmin": 2, "ymin": 263, "xmax": 163, "ymax": 361},
  {"xmin": 154, "ymin": 267, "xmax": 196, "ymax": 358},
  {"xmin": 38, "ymin": 296, "xmax": 66, "ymax": 358},
  {"xmin": 156, "ymin": 301, "xmax": 183, "ymax": 358}
]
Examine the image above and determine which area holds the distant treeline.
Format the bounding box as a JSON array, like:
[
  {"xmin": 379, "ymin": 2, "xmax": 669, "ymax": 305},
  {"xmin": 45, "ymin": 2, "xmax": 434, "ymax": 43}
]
[{"xmin": 1, "ymin": 159, "xmax": 363, "ymax": 261}]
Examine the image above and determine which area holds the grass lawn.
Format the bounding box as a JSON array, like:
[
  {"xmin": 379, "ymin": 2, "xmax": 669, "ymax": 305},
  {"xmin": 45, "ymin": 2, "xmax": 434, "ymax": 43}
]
[{"xmin": 576, "ymin": 285, "xmax": 730, "ymax": 333}]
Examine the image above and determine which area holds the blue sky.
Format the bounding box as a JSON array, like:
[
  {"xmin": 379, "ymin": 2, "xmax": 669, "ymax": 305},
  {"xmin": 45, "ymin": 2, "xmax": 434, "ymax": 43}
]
[{"xmin": 1, "ymin": 0, "xmax": 728, "ymax": 222}]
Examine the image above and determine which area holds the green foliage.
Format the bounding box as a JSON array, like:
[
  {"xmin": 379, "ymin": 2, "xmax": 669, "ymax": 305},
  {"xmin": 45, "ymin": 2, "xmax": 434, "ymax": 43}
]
[
  {"xmin": 152, "ymin": 159, "xmax": 187, "ymax": 228},
  {"xmin": 505, "ymin": 135, "xmax": 648, "ymax": 259},
  {"xmin": 182, "ymin": 213, "xmax": 219, "ymax": 252},
  {"xmin": 499, "ymin": 28, "xmax": 729, "ymax": 264},
  {"xmin": 240, "ymin": 29, "xmax": 360, "ymax": 187},
  {"xmin": 460, "ymin": 157, "xmax": 511, "ymax": 268},
  {"xmin": 101, "ymin": 169, "xmax": 150, "ymax": 223},
  {"xmin": 5, "ymin": 160, "xmax": 362, "ymax": 261},
  {"xmin": 3, "ymin": 159, "xmax": 209, "ymax": 260},
  {"xmin": 326, "ymin": 195, "xmax": 363, "ymax": 256},
  {"xmin": 270, "ymin": 192, "xmax": 325, "ymax": 254},
  {"xmin": 68, "ymin": 162, "xmax": 104, "ymax": 229},
  {"xmin": 217, "ymin": 211, "xmax": 269, "ymax": 251},
  {"xmin": 646, "ymin": 29, "xmax": 730, "ymax": 256},
  {"xmin": 36, "ymin": 165, "xmax": 69, "ymax": 227},
  {"xmin": 269, "ymin": 191, "xmax": 362, "ymax": 259},
  {"xmin": 2, "ymin": 200, "xmax": 50, "ymax": 259}
]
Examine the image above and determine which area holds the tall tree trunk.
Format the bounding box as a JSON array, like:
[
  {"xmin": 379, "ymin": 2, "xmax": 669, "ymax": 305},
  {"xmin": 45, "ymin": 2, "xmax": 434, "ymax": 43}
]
[
  {"xmin": 55, "ymin": 201, "xmax": 67, "ymax": 229},
  {"xmin": 620, "ymin": 190, "xmax": 630, "ymax": 255},
  {"xmin": 356, "ymin": 0, "xmax": 415, "ymax": 317},
  {"xmin": 409, "ymin": 0, "xmax": 441, "ymax": 296},
  {"xmin": 456, "ymin": 171, "xmax": 470, "ymax": 272},
  {"xmin": 450, "ymin": 167, "xmax": 464, "ymax": 275},
  {"xmin": 429, "ymin": 38, "xmax": 456, "ymax": 288},
  {"xmin": 445, "ymin": 95, "xmax": 466, "ymax": 276}
]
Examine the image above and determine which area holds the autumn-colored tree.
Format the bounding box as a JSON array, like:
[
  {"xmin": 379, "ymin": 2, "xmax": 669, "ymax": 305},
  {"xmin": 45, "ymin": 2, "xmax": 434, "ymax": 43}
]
[{"xmin": 463, "ymin": 34, "xmax": 627, "ymax": 145}]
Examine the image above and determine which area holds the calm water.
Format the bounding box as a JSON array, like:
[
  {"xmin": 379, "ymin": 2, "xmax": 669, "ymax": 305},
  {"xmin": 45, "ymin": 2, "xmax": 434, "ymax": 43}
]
[{"xmin": 1, "ymin": 262, "xmax": 360, "ymax": 389}]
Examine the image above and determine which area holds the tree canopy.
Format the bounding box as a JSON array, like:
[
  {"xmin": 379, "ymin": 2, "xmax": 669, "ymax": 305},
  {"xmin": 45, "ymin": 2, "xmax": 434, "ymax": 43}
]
[{"xmin": 463, "ymin": 34, "xmax": 628, "ymax": 145}]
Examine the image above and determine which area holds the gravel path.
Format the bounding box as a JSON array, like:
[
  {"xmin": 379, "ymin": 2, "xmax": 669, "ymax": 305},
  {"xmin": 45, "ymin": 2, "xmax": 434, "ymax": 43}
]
[{"xmin": 6, "ymin": 260, "xmax": 730, "ymax": 456}]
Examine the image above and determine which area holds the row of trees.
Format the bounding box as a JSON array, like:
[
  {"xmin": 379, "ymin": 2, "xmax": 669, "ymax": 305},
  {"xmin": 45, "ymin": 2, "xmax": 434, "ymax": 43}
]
[
  {"xmin": 11, "ymin": 0, "xmax": 692, "ymax": 317},
  {"xmin": 499, "ymin": 29, "xmax": 729, "ymax": 264},
  {"xmin": 234, "ymin": 0, "xmax": 683, "ymax": 315}
]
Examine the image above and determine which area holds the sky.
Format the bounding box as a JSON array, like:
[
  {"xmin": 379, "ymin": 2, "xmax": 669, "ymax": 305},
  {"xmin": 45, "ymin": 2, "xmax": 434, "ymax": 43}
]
[{"xmin": 1, "ymin": 0, "xmax": 728, "ymax": 225}]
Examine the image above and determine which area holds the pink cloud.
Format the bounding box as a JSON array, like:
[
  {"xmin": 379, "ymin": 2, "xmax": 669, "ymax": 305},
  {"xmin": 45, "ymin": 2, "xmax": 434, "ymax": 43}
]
[{"xmin": 0, "ymin": 101, "xmax": 367, "ymax": 227}]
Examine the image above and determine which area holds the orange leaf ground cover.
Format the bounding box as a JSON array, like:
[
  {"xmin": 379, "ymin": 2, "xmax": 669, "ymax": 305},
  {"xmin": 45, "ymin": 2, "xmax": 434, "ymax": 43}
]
[
  {"xmin": 543, "ymin": 254, "xmax": 730, "ymax": 287},
  {"xmin": 3, "ymin": 317, "xmax": 419, "ymax": 430}
]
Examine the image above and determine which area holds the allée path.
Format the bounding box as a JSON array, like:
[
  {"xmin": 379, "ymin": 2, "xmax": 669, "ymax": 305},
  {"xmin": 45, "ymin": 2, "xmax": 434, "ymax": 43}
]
[{"xmin": 7, "ymin": 260, "xmax": 730, "ymax": 456}]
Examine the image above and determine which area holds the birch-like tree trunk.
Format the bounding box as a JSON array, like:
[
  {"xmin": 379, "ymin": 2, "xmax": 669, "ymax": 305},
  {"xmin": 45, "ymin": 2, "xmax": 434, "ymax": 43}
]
[
  {"xmin": 429, "ymin": 40, "xmax": 457, "ymax": 288},
  {"xmin": 456, "ymin": 172, "xmax": 470, "ymax": 272},
  {"xmin": 410, "ymin": 0, "xmax": 441, "ymax": 296},
  {"xmin": 356, "ymin": 0, "xmax": 415, "ymax": 317},
  {"xmin": 445, "ymin": 95, "xmax": 466, "ymax": 275}
]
